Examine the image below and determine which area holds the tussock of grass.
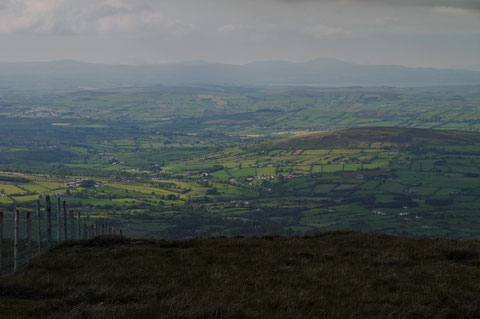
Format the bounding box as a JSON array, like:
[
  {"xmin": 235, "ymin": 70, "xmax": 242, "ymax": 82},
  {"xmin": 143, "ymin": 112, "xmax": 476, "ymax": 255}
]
[{"xmin": 1, "ymin": 231, "xmax": 480, "ymax": 318}]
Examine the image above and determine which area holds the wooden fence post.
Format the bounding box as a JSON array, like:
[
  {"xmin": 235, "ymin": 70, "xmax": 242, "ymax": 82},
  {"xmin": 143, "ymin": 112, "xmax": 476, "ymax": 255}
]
[
  {"xmin": 63, "ymin": 201, "xmax": 67, "ymax": 240},
  {"xmin": 83, "ymin": 217, "xmax": 87, "ymax": 239},
  {"xmin": 69, "ymin": 210, "xmax": 74, "ymax": 240},
  {"xmin": 76, "ymin": 212, "xmax": 81, "ymax": 240},
  {"xmin": 0, "ymin": 211, "xmax": 3, "ymax": 274},
  {"xmin": 46, "ymin": 196, "xmax": 52, "ymax": 249},
  {"xmin": 57, "ymin": 198, "xmax": 61, "ymax": 243},
  {"xmin": 14, "ymin": 210, "xmax": 19, "ymax": 272},
  {"xmin": 27, "ymin": 211, "xmax": 32, "ymax": 263},
  {"xmin": 36, "ymin": 200, "xmax": 41, "ymax": 253}
]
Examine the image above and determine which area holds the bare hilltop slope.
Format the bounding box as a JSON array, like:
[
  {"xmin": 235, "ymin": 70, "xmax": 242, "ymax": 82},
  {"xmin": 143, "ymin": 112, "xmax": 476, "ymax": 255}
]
[
  {"xmin": 267, "ymin": 127, "xmax": 480, "ymax": 149},
  {"xmin": 1, "ymin": 232, "xmax": 479, "ymax": 318}
]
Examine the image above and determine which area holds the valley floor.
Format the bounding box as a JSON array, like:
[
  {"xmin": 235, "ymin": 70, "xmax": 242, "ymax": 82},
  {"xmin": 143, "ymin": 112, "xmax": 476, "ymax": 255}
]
[{"xmin": 0, "ymin": 232, "xmax": 479, "ymax": 318}]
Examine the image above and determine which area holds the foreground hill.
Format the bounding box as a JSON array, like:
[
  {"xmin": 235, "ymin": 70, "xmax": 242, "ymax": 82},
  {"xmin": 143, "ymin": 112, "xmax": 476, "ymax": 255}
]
[
  {"xmin": 1, "ymin": 233, "xmax": 479, "ymax": 318},
  {"xmin": 268, "ymin": 127, "xmax": 480, "ymax": 149}
]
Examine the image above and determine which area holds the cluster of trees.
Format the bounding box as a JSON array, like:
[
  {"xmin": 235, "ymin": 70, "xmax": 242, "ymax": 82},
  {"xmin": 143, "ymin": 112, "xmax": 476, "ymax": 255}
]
[{"xmin": 0, "ymin": 175, "xmax": 30, "ymax": 183}]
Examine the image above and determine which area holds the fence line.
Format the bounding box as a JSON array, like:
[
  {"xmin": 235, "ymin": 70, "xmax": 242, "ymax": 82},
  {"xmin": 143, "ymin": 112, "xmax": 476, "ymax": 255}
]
[
  {"xmin": 57, "ymin": 198, "xmax": 61, "ymax": 244},
  {"xmin": 36, "ymin": 200, "xmax": 41, "ymax": 254},
  {"xmin": 0, "ymin": 196, "xmax": 122, "ymax": 277},
  {"xmin": 0, "ymin": 211, "xmax": 3, "ymax": 274}
]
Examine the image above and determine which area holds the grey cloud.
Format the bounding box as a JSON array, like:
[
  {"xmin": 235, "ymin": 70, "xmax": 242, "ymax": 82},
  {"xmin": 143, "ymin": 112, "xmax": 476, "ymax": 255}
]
[
  {"xmin": 277, "ymin": 0, "xmax": 480, "ymax": 11},
  {"xmin": 0, "ymin": 0, "xmax": 196, "ymax": 36},
  {"xmin": 0, "ymin": 0, "xmax": 478, "ymax": 70}
]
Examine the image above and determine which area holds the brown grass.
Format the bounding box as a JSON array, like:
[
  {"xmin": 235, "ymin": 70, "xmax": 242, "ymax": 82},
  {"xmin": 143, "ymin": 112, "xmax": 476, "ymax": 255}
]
[
  {"xmin": 1, "ymin": 231, "xmax": 479, "ymax": 318},
  {"xmin": 267, "ymin": 127, "xmax": 480, "ymax": 149}
]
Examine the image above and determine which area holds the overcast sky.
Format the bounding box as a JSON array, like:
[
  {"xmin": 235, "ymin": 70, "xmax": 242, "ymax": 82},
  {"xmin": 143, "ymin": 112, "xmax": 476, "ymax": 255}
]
[{"xmin": 0, "ymin": 0, "xmax": 479, "ymax": 69}]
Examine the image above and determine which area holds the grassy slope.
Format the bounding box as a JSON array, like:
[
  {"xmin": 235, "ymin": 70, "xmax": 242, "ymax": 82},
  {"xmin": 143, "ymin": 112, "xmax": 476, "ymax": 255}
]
[{"xmin": 1, "ymin": 232, "xmax": 480, "ymax": 318}]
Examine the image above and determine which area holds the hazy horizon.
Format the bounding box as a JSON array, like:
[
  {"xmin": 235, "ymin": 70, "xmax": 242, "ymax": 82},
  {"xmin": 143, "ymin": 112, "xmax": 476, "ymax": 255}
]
[
  {"xmin": 0, "ymin": 0, "xmax": 479, "ymax": 70},
  {"xmin": 0, "ymin": 57, "xmax": 479, "ymax": 72}
]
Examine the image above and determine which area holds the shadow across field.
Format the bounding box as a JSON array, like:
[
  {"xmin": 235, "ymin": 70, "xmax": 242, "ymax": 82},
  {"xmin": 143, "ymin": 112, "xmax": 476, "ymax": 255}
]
[{"xmin": 0, "ymin": 232, "xmax": 479, "ymax": 318}]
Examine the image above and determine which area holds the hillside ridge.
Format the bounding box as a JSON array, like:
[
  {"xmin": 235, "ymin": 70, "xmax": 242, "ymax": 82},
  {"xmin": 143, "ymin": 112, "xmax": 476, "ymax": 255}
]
[
  {"xmin": 1, "ymin": 232, "xmax": 479, "ymax": 318},
  {"xmin": 267, "ymin": 126, "xmax": 480, "ymax": 149}
]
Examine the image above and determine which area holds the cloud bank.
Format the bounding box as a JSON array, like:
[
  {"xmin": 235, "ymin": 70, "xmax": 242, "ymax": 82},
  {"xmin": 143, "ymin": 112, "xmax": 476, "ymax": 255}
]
[
  {"xmin": 0, "ymin": 0, "xmax": 478, "ymax": 69},
  {"xmin": 1, "ymin": 0, "xmax": 478, "ymax": 36},
  {"xmin": 0, "ymin": 0, "xmax": 195, "ymax": 36},
  {"xmin": 278, "ymin": 0, "xmax": 480, "ymax": 12}
]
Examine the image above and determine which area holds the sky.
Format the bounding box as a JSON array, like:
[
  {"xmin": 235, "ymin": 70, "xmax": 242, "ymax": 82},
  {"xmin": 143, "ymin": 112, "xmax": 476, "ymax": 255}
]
[{"xmin": 0, "ymin": 0, "xmax": 479, "ymax": 69}]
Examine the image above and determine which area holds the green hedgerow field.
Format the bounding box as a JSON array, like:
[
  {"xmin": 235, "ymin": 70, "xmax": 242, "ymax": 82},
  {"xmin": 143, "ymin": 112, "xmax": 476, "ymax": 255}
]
[{"xmin": 0, "ymin": 86, "xmax": 480, "ymax": 239}]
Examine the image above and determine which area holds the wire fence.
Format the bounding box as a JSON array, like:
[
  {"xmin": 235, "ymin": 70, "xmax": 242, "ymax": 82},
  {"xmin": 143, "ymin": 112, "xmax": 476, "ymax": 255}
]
[{"xmin": 0, "ymin": 196, "xmax": 121, "ymax": 277}]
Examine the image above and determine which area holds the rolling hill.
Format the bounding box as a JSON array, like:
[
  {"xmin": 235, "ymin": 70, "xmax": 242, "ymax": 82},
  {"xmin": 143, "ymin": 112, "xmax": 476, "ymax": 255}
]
[{"xmin": 267, "ymin": 127, "xmax": 480, "ymax": 149}]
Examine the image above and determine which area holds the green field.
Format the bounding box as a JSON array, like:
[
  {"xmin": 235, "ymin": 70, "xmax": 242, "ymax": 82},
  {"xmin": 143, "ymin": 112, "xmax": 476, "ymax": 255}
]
[{"xmin": 0, "ymin": 85, "xmax": 480, "ymax": 238}]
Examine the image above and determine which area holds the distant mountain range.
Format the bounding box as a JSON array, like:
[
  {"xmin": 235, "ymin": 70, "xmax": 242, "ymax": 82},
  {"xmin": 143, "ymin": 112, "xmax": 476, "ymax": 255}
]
[{"xmin": 1, "ymin": 58, "xmax": 480, "ymax": 89}]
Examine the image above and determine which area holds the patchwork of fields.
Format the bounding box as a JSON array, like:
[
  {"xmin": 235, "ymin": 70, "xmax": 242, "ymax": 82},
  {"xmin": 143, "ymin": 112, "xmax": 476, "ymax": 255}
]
[
  {"xmin": 0, "ymin": 85, "xmax": 480, "ymax": 238},
  {"xmin": 1, "ymin": 127, "xmax": 480, "ymax": 238}
]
